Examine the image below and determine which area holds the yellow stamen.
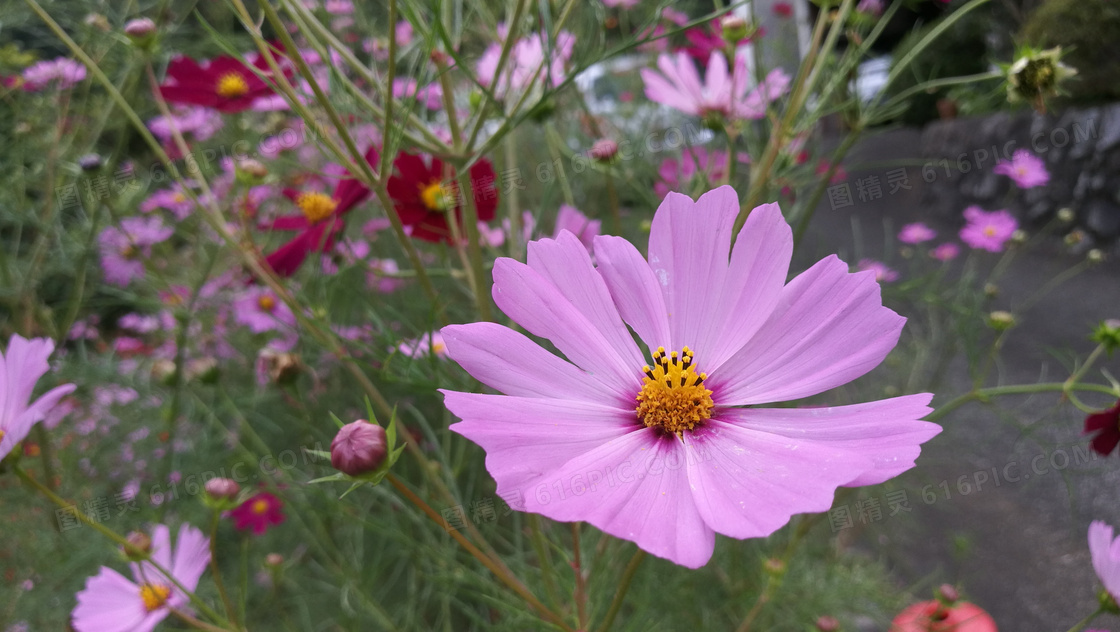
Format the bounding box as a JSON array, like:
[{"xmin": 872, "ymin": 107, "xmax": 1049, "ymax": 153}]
[
  {"xmin": 296, "ymin": 192, "xmax": 338, "ymax": 224},
  {"xmin": 635, "ymin": 346, "xmax": 714, "ymax": 435},
  {"xmin": 172, "ymin": 192, "xmax": 186, "ymax": 204},
  {"xmin": 983, "ymin": 226, "xmax": 996, "ymax": 237},
  {"xmin": 251, "ymin": 499, "xmax": 270, "ymax": 514},
  {"xmin": 216, "ymin": 72, "xmax": 250, "ymax": 98},
  {"xmin": 119, "ymin": 244, "xmax": 138, "ymax": 259},
  {"xmin": 257, "ymin": 295, "xmax": 276, "ymax": 312},
  {"xmin": 140, "ymin": 583, "xmax": 172, "ymax": 611},
  {"xmin": 419, "ymin": 181, "xmax": 450, "ymax": 212}
]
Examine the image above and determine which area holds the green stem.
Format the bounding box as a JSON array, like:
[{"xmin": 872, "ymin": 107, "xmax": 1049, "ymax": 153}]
[
  {"xmin": 593, "ymin": 550, "xmax": 647, "ymax": 632},
  {"xmin": 1062, "ymin": 608, "xmax": 1102, "ymax": 632},
  {"xmin": 927, "ymin": 381, "xmax": 1120, "ymax": 424},
  {"xmin": 572, "ymin": 522, "xmax": 588, "ymax": 630},
  {"xmin": 209, "ymin": 511, "xmax": 238, "ymax": 627}
]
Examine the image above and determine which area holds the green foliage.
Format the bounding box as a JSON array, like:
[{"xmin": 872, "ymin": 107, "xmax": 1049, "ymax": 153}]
[{"xmin": 1020, "ymin": 0, "xmax": 1120, "ymax": 104}]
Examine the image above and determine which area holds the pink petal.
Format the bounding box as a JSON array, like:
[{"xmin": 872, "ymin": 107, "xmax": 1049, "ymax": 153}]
[
  {"xmin": 491, "ymin": 258, "xmax": 641, "ymax": 397},
  {"xmin": 683, "ymin": 420, "xmax": 872, "ymax": 539},
  {"xmin": 72, "ymin": 567, "xmax": 155, "ymax": 632},
  {"xmin": 703, "ymin": 202, "xmax": 792, "ymax": 372},
  {"xmin": 520, "ymin": 428, "xmax": 716, "ymax": 568},
  {"xmin": 641, "ymin": 69, "xmax": 698, "ymax": 115},
  {"xmin": 443, "ymin": 391, "xmax": 638, "ymax": 491},
  {"xmin": 1090, "ymin": 521, "xmax": 1120, "ymax": 598},
  {"xmin": 527, "ymin": 232, "xmax": 644, "ymax": 374},
  {"xmin": 593, "ymin": 235, "xmax": 671, "ymax": 350},
  {"xmin": 718, "ymin": 394, "xmax": 939, "ymax": 487},
  {"xmin": 171, "ymin": 524, "xmax": 211, "ymax": 593},
  {"xmin": 711, "ymin": 255, "xmax": 905, "ymax": 405},
  {"xmin": 441, "ymin": 323, "xmax": 624, "ymax": 405},
  {"xmin": 646, "ymin": 187, "xmax": 739, "ymax": 364}
]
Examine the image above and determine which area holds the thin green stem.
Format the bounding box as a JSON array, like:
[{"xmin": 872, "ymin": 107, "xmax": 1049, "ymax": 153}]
[
  {"xmin": 927, "ymin": 382, "xmax": 1120, "ymax": 424},
  {"xmin": 593, "ymin": 550, "xmax": 647, "ymax": 632},
  {"xmin": 1062, "ymin": 608, "xmax": 1102, "ymax": 632}
]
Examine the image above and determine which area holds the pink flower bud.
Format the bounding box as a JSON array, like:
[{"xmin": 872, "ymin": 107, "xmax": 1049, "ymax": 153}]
[
  {"xmin": 123, "ymin": 18, "xmax": 156, "ymax": 38},
  {"xmin": 331, "ymin": 421, "xmax": 387, "ymax": 476},
  {"xmin": 589, "ymin": 139, "xmax": 619, "ymax": 163},
  {"xmin": 204, "ymin": 477, "xmax": 241, "ymax": 501}
]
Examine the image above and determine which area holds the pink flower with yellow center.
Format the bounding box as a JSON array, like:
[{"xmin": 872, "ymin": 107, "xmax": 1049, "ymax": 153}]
[
  {"xmin": 959, "ymin": 206, "xmax": 1018, "ymax": 252},
  {"xmin": 71, "ymin": 524, "xmax": 210, "ymax": 632},
  {"xmin": 230, "ymin": 492, "xmax": 285, "ymax": 535},
  {"xmin": 993, "ymin": 149, "xmax": 1049, "ymax": 189},
  {"xmin": 440, "ymin": 186, "xmax": 940, "ymax": 568},
  {"xmin": 0, "ymin": 335, "xmax": 75, "ymax": 461}
]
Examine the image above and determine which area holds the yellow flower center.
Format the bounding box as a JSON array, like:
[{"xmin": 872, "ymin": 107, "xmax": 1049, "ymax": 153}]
[
  {"xmin": 419, "ymin": 181, "xmax": 450, "ymax": 212},
  {"xmin": 216, "ymin": 72, "xmax": 250, "ymax": 98},
  {"xmin": 119, "ymin": 244, "xmax": 139, "ymax": 259},
  {"xmin": 251, "ymin": 499, "xmax": 270, "ymax": 514},
  {"xmin": 635, "ymin": 346, "xmax": 714, "ymax": 435},
  {"xmin": 983, "ymin": 226, "xmax": 996, "ymax": 237},
  {"xmin": 296, "ymin": 192, "xmax": 338, "ymax": 224},
  {"xmin": 257, "ymin": 295, "xmax": 276, "ymax": 312},
  {"xmin": 172, "ymin": 192, "xmax": 187, "ymax": 204},
  {"xmin": 140, "ymin": 583, "xmax": 172, "ymax": 611}
]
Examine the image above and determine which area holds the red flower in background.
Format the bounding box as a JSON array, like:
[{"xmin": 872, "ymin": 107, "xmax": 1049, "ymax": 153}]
[
  {"xmin": 1085, "ymin": 400, "xmax": 1120, "ymax": 457},
  {"xmin": 386, "ymin": 153, "xmax": 498, "ymax": 243},
  {"xmin": 262, "ymin": 147, "xmax": 378, "ymax": 277},
  {"xmin": 159, "ymin": 50, "xmax": 289, "ymax": 113},
  {"xmin": 230, "ymin": 492, "xmax": 285, "ymax": 535}
]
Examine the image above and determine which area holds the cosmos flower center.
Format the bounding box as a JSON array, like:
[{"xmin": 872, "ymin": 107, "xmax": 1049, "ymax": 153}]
[
  {"xmin": 172, "ymin": 192, "xmax": 187, "ymax": 204},
  {"xmin": 140, "ymin": 583, "xmax": 172, "ymax": 611},
  {"xmin": 257, "ymin": 295, "xmax": 276, "ymax": 312},
  {"xmin": 216, "ymin": 72, "xmax": 250, "ymax": 98},
  {"xmin": 296, "ymin": 192, "xmax": 338, "ymax": 224},
  {"xmin": 251, "ymin": 498, "xmax": 270, "ymax": 514},
  {"xmin": 119, "ymin": 244, "xmax": 139, "ymax": 259},
  {"xmin": 982, "ymin": 226, "xmax": 996, "ymax": 237},
  {"xmin": 419, "ymin": 180, "xmax": 450, "ymax": 212},
  {"xmin": 635, "ymin": 346, "xmax": 714, "ymax": 435}
]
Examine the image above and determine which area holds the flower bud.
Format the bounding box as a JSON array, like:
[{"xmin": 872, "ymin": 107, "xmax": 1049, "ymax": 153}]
[
  {"xmin": 331, "ymin": 420, "xmax": 388, "ymax": 476},
  {"xmin": 1092, "ymin": 319, "xmax": 1120, "ymax": 355},
  {"xmin": 151, "ymin": 359, "xmax": 178, "ymax": 385},
  {"xmin": 124, "ymin": 531, "xmax": 152, "ymax": 559},
  {"xmin": 589, "ymin": 139, "xmax": 619, "ymax": 163},
  {"xmin": 265, "ymin": 553, "xmax": 284, "ymax": 567},
  {"xmin": 235, "ymin": 158, "xmax": 269, "ymax": 184},
  {"xmin": 987, "ymin": 310, "xmax": 1016, "ymax": 331},
  {"xmin": 815, "ymin": 616, "xmax": 840, "ymax": 632},
  {"xmin": 720, "ymin": 14, "xmax": 751, "ymax": 43},
  {"xmin": 1057, "ymin": 207, "xmax": 1075, "ymax": 223},
  {"xmin": 78, "ymin": 153, "xmax": 103, "ymax": 171},
  {"xmin": 983, "ymin": 283, "xmax": 999, "ymax": 298},
  {"xmin": 84, "ymin": 13, "xmax": 111, "ymax": 32},
  {"xmin": 1065, "ymin": 230, "xmax": 1085, "ymax": 246},
  {"xmin": 1010, "ymin": 229, "xmax": 1028, "ymax": 245},
  {"xmin": 762, "ymin": 557, "xmax": 786, "ymax": 576},
  {"xmin": 1088, "ymin": 249, "xmax": 1104, "ymax": 264},
  {"xmin": 936, "ymin": 584, "xmax": 959, "ymax": 605},
  {"xmin": 123, "ymin": 17, "xmax": 156, "ymax": 39},
  {"xmin": 205, "ymin": 477, "xmax": 241, "ymax": 502}
]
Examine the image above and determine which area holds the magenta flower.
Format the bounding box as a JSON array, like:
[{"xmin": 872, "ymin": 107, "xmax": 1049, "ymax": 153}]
[
  {"xmin": 71, "ymin": 524, "xmax": 210, "ymax": 632},
  {"xmin": 231, "ymin": 492, "xmax": 286, "ymax": 535},
  {"xmin": 440, "ymin": 187, "xmax": 940, "ymax": 568},
  {"xmin": 898, "ymin": 222, "xmax": 937, "ymax": 244},
  {"xmin": 0, "ymin": 335, "xmax": 75, "ymax": 461},
  {"xmin": 642, "ymin": 53, "xmax": 788, "ymax": 122},
  {"xmin": 233, "ymin": 287, "xmax": 296, "ymax": 334},
  {"xmin": 656, "ymin": 149, "xmax": 728, "ymax": 198},
  {"xmin": 148, "ymin": 107, "xmax": 223, "ymax": 144},
  {"xmin": 857, "ymin": 259, "xmax": 899, "ymax": 283},
  {"xmin": 1090, "ymin": 520, "xmax": 1120, "ymax": 601},
  {"xmin": 930, "ymin": 242, "xmax": 961, "ymax": 261},
  {"xmin": 98, "ymin": 217, "xmax": 174, "ymax": 287},
  {"xmin": 21, "ymin": 57, "xmax": 86, "ymax": 91},
  {"xmin": 959, "ymin": 206, "xmax": 1018, "ymax": 252},
  {"xmin": 993, "ymin": 149, "xmax": 1049, "ymax": 189}
]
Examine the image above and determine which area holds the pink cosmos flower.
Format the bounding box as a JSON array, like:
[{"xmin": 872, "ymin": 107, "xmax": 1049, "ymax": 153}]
[
  {"xmin": 774, "ymin": 2, "xmax": 793, "ymax": 17},
  {"xmin": 396, "ymin": 332, "xmax": 448, "ymax": 358},
  {"xmin": 71, "ymin": 524, "xmax": 210, "ymax": 632},
  {"xmin": 478, "ymin": 30, "xmax": 575, "ymax": 101},
  {"xmin": 1089, "ymin": 520, "xmax": 1120, "ymax": 601},
  {"xmin": 233, "ymin": 287, "xmax": 296, "ymax": 334},
  {"xmin": 959, "ymin": 206, "xmax": 1017, "ymax": 252},
  {"xmin": 930, "ymin": 243, "xmax": 960, "ymax": 261},
  {"xmin": 231, "ymin": 492, "xmax": 286, "ymax": 535},
  {"xmin": 857, "ymin": 259, "xmax": 899, "ymax": 283},
  {"xmin": 440, "ymin": 187, "xmax": 940, "ymax": 568},
  {"xmin": 392, "ymin": 78, "xmax": 443, "ymax": 110},
  {"xmin": 898, "ymin": 222, "xmax": 937, "ymax": 244},
  {"xmin": 147, "ymin": 107, "xmax": 223, "ymax": 144},
  {"xmin": 0, "ymin": 335, "xmax": 76, "ymax": 461},
  {"xmin": 993, "ymin": 149, "xmax": 1049, "ymax": 189},
  {"xmin": 554, "ymin": 205, "xmax": 601, "ymax": 250},
  {"xmin": 98, "ymin": 217, "xmax": 174, "ymax": 286},
  {"xmin": 21, "ymin": 57, "xmax": 86, "ymax": 91},
  {"xmin": 656, "ymin": 149, "xmax": 728, "ymax": 198},
  {"xmin": 642, "ymin": 52, "xmax": 789, "ymax": 122},
  {"xmin": 856, "ymin": 0, "xmax": 885, "ymax": 16}
]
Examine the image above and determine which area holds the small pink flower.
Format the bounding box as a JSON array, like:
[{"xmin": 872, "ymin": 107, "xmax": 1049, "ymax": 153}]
[
  {"xmin": 656, "ymin": 149, "xmax": 728, "ymax": 198},
  {"xmin": 930, "ymin": 243, "xmax": 960, "ymax": 261},
  {"xmin": 773, "ymin": 2, "xmax": 793, "ymax": 17},
  {"xmin": 993, "ymin": 149, "xmax": 1049, "ymax": 189},
  {"xmin": 478, "ymin": 30, "xmax": 575, "ymax": 100},
  {"xmin": 231, "ymin": 492, "xmax": 286, "ymax": 535},
  {"xmin": 148, "ymin": 107, "xmax": 224, "ymax": 144},
  {"xmin": 857, "ymin": 259, "xmax": 899, "ymax": 283},
  {"xmin": 898, "ymin": 223, "xmax": 937, "ymax": 244},
  {"xmin": 857, "ymin": 0, "xmax": 884, "ymax": 16},
  {"xmin": 233, "ymin": 287, "xmax": 296, "ymax": 334},
  {"xmin": 21, "ymin": 57, "xmax": 86, "ymax": 90},
  {"xmin": 71, "ymin": 524, "xmax": 210, "ymax": 632},
  {"xmin": 555, "ymin": 205, "xmax": 601, "ymax": 250},
  {"xmin": 642, "ymin": 52, "xmax": 788, "ymax": 122},
  {"xmin": 959, "ymin": 206, "xmax": 1017, "ymax": 252},
  {"xmin": 0, "ymin": 335, "xmax": 75, "ymax": 461},
  {"xmin": 98, "ymin": 217, "xmax": 174, "ymax": 286},
  {"xmin": 392, "ymin": 78, "xmax": 443, "ymax": 110},
  {"xmin": 396, "ymin": 332, "xmax": 448, "ymax": 358}
]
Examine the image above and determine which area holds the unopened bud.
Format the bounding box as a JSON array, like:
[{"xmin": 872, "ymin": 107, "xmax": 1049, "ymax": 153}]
[
  {"xmin": 720, "ymin": 14, "xmax": 751, "ymax": 43},
  {"xmin": 1057, "ymin": 207, "xmax": 1075, "ymax": 223},
  {"xmin": 1092, "ymin": 319, "xmax": 1120, "ymax": 355},
  {"xmin": 258, "ymin": 349, "xmax": 301, "ymax": 385},
  {"xmin": 987, "ymin": 310, "xmax": 1016, "ymax": 331},
  {"xmin": 123, "ymin": 17, "xmax": 156, "ymax": 39},
  {"xmin": 430, "ymin": 49, "xmax": 451, "ymax": 67},
  {"xmin": 1010, "ymin": 229, "xmax": 1028, "ymax": 245},
  {"xmin": 236, "ymin": 158, "xmax": 268, "ymax": 183},
  {"xmin": 762, "ymin": 558, "xmax": 786, "ymax": 576},
  {"xmin": 984, "ymin": 283, "xmax": 999, "ymax": 298},
  {"xmin": 124, "ymin": 531, "xmax": 152, "ymax": 559},
  {"xmin": 78, "ymin": 153, "xmax": 103, "ymax": 171},
  {"xmin": 589, "ymin": 138, "xmax": 619, "ymax": 163},
  {"xmin": 151, "ymin": 359, "xmax": 178, "ymax": 385},
  {"xmin": 1065, "ymin": 230, "xmax": 1085, "ymax": 246},
  {"xmin": 186, "ymin": 357, "xmax": 220, "ymax": 384},
  {"xmin": 204, "ymin": 477, "xmax": 241, "ymax": 501},
  {"xmin": 936, "ymin": 584, "xmax": 959, "ymax": 604},
  {"xmin": 84, "ymin": 13, "xmax": 111, "ymax": 32},
  {"xmin": 331, "ymin": 420, "xmax": 388, "ymax": 476},
  {"xmin": 265, "ymin": 553, "xmax": 284, "ymax": 567},
  {"xmin": 1088, "ymin": 249, "xmax": 1104, "ymax": 264},
  {"xmin": 815, "ymin": 616, "xmax": 840, "ymax": 632}
]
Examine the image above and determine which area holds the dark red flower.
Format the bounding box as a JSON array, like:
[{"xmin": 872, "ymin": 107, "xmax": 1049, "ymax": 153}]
[
  {"xmin": 158, "ymin": 50, "xmax": 289, "ymax": 113},
  {"xmin": 261, "ymin": 147, "xmax": 378, "ymax": 277},
  {"xmin": 683, "ymin": 21, "xmax": 759, "ymax": 63},
  {"xmin": 386, "ymin": 153, "xmax": 498, "ymax": 243},
  {"xmin": 230, "ymin": 492, "xmax": 285, "ymax": 535},
  {"xmin": 1085, "ymin": 400, "xmax": 1120, "ymax": 456}
]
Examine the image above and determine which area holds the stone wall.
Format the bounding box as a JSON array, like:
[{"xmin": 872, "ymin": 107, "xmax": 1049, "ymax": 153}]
[{"xmin": 919, "ymin": 103, "xmax": 1120, "ymax": 243}]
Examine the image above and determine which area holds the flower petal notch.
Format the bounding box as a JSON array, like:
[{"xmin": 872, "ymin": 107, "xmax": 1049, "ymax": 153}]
[{"xmin": 441, "ymin": 186, "xmax": 940, "ymax": 568}]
